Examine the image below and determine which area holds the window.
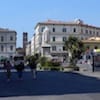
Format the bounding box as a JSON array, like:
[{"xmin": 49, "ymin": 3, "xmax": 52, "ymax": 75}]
[
  {"xmin": 81, "ymin": 29, "xmax": 83, "ymax": 33},
  {"xmin": 1, "ymin": 36, "xmax": 4, "ymax": 42},
  {"xmin": 10, "ymin": 36, "xmax": 13, "ymax": 41},
  {"xmin": 62, "ymin": 37, "xmax": 66, "ymax": 41},
  {"xmin": 52, "ymin": 37, "xmax": 55, "ymax": 41},
  {"xmin": 93, "ymin": 31, "xmax": 95, "ymax": 35},
  {"xmin": 10, "ymin": 45, "xmax": 13, "ymax": 51},
  {"xmin": 73, "ymin": 28, "xmax": 76, "ymax": 32},
  {"xmin": 53, "ymin": 27, "xmax": 55, "ymax": 32},
  {"xmin": 85, "ymin": 30, "xmax": 88, "ymax": 34},
  {"xmin": 96, "ymin": 32, "xmax": 99, "ymax": 36},
  {"xmin": 1, "ymin": 45, "xmax": 4, "ymax": 52},
  {"xmin": 62, "ymin": 28, "xmax": 66, "ymax": 32},
  {"xmin": 63, "ymin": 46, "xmax": 66, "ymax": 51},
  {"xmin": 52, "ymin": 46, "xmax": 56, "ymax": 51},
  {"xmin": 81, "ymin": 37, "xmax": 83, "ymax": 40},
  {"xmin": 89, "ymin": 30, "xmax": 92, "ymax": 35},
  {"xmin": 41, "ymin": 27, "xmax": 45, "ymax": 32}
]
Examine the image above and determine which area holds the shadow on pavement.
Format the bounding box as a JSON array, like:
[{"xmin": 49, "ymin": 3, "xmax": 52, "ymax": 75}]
[{"xmin": 0, "ymin": 71, "xmax": 100, "ymax": 97}]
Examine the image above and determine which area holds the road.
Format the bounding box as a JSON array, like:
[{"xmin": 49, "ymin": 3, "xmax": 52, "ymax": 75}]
[{"xmin": 0, "ymin": 71, "xmax": 100, "ymax": 100}]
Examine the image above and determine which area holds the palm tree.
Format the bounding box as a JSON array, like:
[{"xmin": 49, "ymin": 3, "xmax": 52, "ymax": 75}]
[{"xmin": 64, "ymin": 36, "xmax": 85, "ymax": 67}]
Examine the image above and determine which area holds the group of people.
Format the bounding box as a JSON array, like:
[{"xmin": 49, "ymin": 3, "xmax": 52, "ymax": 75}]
[{"xmin": 3, "ymin": 60, "xmax": 37, "ymax": 82}]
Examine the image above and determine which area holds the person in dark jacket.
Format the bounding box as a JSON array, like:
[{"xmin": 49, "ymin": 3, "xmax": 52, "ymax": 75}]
[
  {"xmin": 15, "ymin": 62, "xmax": 24, "ymax": 80},
  {"xmin": 4, "ymin": 60, "xmax": 12, "ymax": 81},
  {"xmin": 29, "ymin": 59, "xmax": 37, "ymax": 79}
]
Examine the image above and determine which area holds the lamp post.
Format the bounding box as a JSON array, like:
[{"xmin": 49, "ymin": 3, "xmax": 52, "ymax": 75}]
[
  {"xmin": 91, "ymin": 49, "xmax": 95, "ymax": 72},
  {"xmin": 92, "ymin": 54, "xmax": 95, "ymax": 72}
]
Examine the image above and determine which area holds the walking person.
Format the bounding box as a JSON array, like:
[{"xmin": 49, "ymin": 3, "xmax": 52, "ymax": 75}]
[
  {"xmin": 15, "ymin": 62, "xmax": 24, "ymax": 80},
  {"xmin": 4, "ymin": 60, "xmax": 12, "ymax": 81},
  {"xmin": 28, "ymin": 58, "xmax": 37, "ymax": 79}
]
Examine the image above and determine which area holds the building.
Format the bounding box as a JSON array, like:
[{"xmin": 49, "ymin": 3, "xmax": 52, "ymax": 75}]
[
  {"xmin": 26, "ymin": 41, "xmax": 31, "ymax": 56},
  {"xmin": 16, "ymin": 47, "xmax": 24, "ymax": 56},
  {"xmin": 31, "ymin": 35, "xmax": 35, "ymax": 55},
  {"xmin": 82, "ymin": 37, "xmax": 100, "ymax": 49},
  {"xmin": 31, "ymin": 19, "xmax": 100, "ymax": 62},
  {"xmin": 23, "ymin": 32, "xmax": 28, "ymax": 56},
  {"xmin": 0, "ymin": 28, "xmax": 17, "ymax": 60}
]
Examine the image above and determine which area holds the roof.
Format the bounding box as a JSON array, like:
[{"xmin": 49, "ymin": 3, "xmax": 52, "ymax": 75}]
[
  {"xmin": 35, "ymin": 19, "xmax": 100, "ymax": 29},
  {"xmin": 0, "ymin": 28, "xmax": 16, "ymax": 33}
]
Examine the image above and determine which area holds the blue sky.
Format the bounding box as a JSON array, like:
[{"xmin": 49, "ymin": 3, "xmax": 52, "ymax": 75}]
[{"xmin": 0, "ymin": 0, "xmax": 100, "ymax": 47}]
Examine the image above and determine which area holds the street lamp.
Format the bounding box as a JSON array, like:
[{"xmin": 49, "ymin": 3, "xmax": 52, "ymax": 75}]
[
  {"xmin": 91, "ymin": 49, "xmax": 95, "ymax": 72},
  {"xmin": 92, "ymin": 54, "xmax": 95, "ymax": 72}
]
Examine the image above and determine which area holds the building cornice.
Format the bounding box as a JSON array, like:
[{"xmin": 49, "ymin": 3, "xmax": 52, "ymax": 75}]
[
  {"xmin": 0, "ymin": 28, "xmax": 16, "ymax": 33},
  {"xmin": 35, "ymin": 19, "xmax": 100, "ymax": 30}
]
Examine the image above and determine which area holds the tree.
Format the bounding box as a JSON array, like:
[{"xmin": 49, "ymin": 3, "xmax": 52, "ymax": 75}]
[{"xmin": 64, "ymin": 36, "xmax": 85, "ymax": 67}]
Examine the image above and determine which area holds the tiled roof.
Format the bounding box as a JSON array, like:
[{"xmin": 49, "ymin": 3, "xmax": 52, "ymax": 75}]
[
  {"xmin": 40, "ymin": 19, "xmax": 78, "ymax": 24},
  {"xmin": 35, "ymin": 19, "xmax": 100, "ymax": 29}
]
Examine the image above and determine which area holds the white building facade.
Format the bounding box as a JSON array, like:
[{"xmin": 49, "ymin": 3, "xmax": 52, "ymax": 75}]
[
  {"xmin": 32, "ymin": 19, "xmax": 100, "ymax": 62},
  {"xmin": 26, "ymin": 41, "xmax": 31, "ymax": 56},
  {"xmin": 31, "ymin": 35, "xmax": 35, "ymax": 55},
  {"xmin": 0, "ymin": 28, "xmax": 17, "ymax": 59}
]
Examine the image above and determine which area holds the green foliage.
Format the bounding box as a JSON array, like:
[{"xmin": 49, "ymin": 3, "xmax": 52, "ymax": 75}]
[
  {"xmin": 25, "ymin": 55, "xmax": 31, "ymax": 62},
  {"xmin": 26, "ymin": 55, "xmax": 62, "ymax": 71},
  {"xmin": 25, "ymin": 54, "xmax": 39, "ymax": 67},
  {"xmin": 64, "ymin": 36, "xmax": 85, "ymax": 67},
  {"xmin": 39, "ymin": 56, "xmax": 47, "ymax": 66},
  {"xmin": 34, "ymin": 53, "xmax": 39, "ymax": 61},
  {"xmin": 47, "ymin": 60, "xmax": 52, "ymax": 66},
  {"xmin": 51, "ymin": 60, "xmax": 61, "ymax": 66},
  {"xmin": 50, "ymin": 67, "xmax": 60, "ymax": 71},
  {"xmin": 39, "ymin": 56, "xmax": 61, "ymax": 71},
  {"xmin": 29, "ymin": 55, "xmax": 36, "ymax": 61}
]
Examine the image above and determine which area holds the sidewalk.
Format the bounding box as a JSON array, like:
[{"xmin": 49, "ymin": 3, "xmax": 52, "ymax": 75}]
[{"xmin": 75, "ymin": 71, "xmax": 100, "ymax": 79}]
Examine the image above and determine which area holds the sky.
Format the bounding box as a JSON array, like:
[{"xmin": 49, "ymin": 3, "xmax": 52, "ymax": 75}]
[{"xmin": 0, "ymin": 0, "xmax": 100, "ymax": 47}]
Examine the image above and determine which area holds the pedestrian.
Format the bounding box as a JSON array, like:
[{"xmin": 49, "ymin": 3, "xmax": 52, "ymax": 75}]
[
  {"xmin": 29, "ymin": 59, "xmax": 37, "ymax": 79},
  {"xmin": 15, "ymin": 62, "xmax": 24, "ymax": 80},
  {"xmin": 4, "ymin": 60, "xmax": 12, "ymax": 81}
]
